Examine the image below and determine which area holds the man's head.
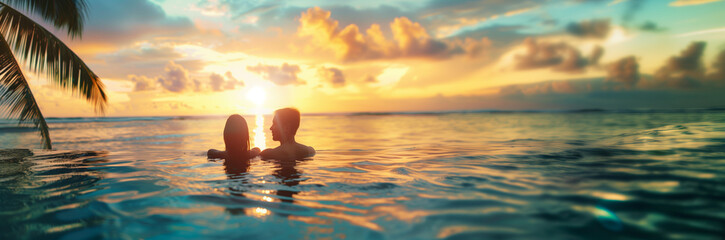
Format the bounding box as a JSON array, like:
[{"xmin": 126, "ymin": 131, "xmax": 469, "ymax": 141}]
[{"xmin": 271, "ymin": 108, "xmax": 300, "ymax": 141}]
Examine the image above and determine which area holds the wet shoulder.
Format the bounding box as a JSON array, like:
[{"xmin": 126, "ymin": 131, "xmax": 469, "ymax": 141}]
[
  {"xmin": 295, "ymin": 143, "xmax": 315, "ymax": 158},
  {"xmin": 304, "ymin": 144, "xmax": 316, "ymax": 157},
  {"xmin": 260, "ymin": 146, "xmax": 283, "ymax": 158}
]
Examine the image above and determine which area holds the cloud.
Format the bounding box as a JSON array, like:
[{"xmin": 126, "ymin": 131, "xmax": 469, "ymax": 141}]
[
  {"xmin": 209, "ymin": 73, "xmax": 225, "ymax": 92},
  {"xmin": 654, "ymin": 41, "xmax": 706, "ymax": 88},
  {"xmin": 491, "ymin": 77, "xmax": 725, "ymax": 109},
  {"xmin": 63, "ymin": 0, "xmax": 194, "ymax": 47},
  {"xmin": 105, "ymin": 46, "xmax": 182, "ymax": 62},
  {"xmin": 498, "ymin": 80, "xmax": 581, "ymax": 95},
  {"xmin": 231, "ymin": 4, "xmax": 409, "ymax": 39},
  {"xmin": 225, "ymin": 72, "xmax": 245, "ymax": 89},
  {"xmin": 566, "ymin": 19, "xmax": 611, "ymax": 39},
  {"xmin": 125, "ymin": 61, "xmax": 216, "ymax": 93},
  {"xmin": 93, "ymin": 44, "xmax": 206, "ymax": 79},
  {"xmin": 195, "ymin": 0, "xmax": 280, "ymax": 19},
  {"xmin": 708, "ymin": 49, "xmax": 725, "ymax": 81},
  {"xmin": 419, "ymin": 0, "xmax": 541, "ymax": 39},
  {"xmin": 606, "ymin": 56, "xmax": 640, "ymax": 86},
  {"xmin": 622, "ymin": 0, "xmax": 645, "ymax": 23},
  {"xmin": 192, "ymin": 79, "xmax": 204, "ymax": 92},
  {"xmin": 209, "ymin": 72, "xmax": 244, "ymax": 91},
  {"xmin": 591, "ymin": 46, "xmax": 604, "ymax": 64},
  {"xmin": 365, "ymin": 75, "xmax": 377, "ymax": 83},
  {"xmin": 168, "ymin": 102, "xmax": 193, "ymax": 110},
  {"xmin": 192, "ymin": 0, "xmax": 231, "ymax": 16},
  {"xmin": 157, "ymin": 61, "xmax": 194, "ymax": 92},
  {"xmin": 455, "ymin": 24, "xmax": 531, "ymax": 50},
  {"xmin": 669, "ymin": 0, "xmax": 722, "ymax": 7},
  {"xmin": 639, "ymin": 21, "xmax": 666, "ymax": 32},
  {"xmin": 247, "ymin": 63, "xmax": 303, "ymax": 85},
  {"xmin": 676, "ymin": 27, "xmax": 725, "ymax": 38},
  {"xmin": 431, "ymin": 6, "xmax": 534, "ymax": 38},
  {"xmin": 297, "ymin": 7, "xmax": 491, "ymax": 61},
  {"xmin": 130, "ymin": 75, "xmax": 157, "ymax": 92},
  {"xmin": 420, "ymin": 0, "xmax": 540, "ymax": 29},
  {"xmin": 318, "ymin": 67, "xmax": 346, "ymax": 88},
  {"xmin": 514, "ymin": 38, "xmax": 603, "ymax": 73}
]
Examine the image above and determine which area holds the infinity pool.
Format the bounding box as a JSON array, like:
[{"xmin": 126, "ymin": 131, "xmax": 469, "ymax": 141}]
[{"xmin": 1, "ymin": 112, "xmax": 724, "ymax": 239}]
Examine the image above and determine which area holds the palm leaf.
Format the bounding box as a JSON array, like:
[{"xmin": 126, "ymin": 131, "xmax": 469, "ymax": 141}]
[
  {"xmin": 1, "ymin": 0, "xmax": 87, "ymax": 38},
  {"xmin": 0, "ymin": 35, "xmax": 50, "ymax": 149},
  {"xmin": 0, "ymin": 2, "xmax": 106, "ymax": 113}
]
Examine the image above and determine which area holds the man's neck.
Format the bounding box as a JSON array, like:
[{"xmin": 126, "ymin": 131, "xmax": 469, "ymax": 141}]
[{"xmin": 279, "ymin": 137, "xmax": 296, "ymax": 145}]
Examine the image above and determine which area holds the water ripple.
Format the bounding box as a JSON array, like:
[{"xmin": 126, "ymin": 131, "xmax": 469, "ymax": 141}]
[{"xmin": 1, "ymin": 114, "xmax": 725, "ymax": 239}]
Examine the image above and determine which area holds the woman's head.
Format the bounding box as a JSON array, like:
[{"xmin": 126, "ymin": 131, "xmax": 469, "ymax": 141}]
[{"xmin": 223, "ymin": 114, "xmax": 250, "ymax": 157}]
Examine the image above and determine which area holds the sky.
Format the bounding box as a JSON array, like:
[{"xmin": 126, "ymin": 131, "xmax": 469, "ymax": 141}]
[{"xmin": 13, "ymin": 0, "xmax": 725, "ymax": 117}]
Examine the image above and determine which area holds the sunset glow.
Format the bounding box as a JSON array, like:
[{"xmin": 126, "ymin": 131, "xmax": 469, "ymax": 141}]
[
  {"xmin": 19, "ymin": 0, "xmax": 725, "ymax": 117},
  {"xmin": 253, "ymin": 113, "xmax": 266, "ymax": 149},
  {"xmin": 246, "ymin": 87, "xmax": 267, "ymax": 107},
  {"xmin": 3, "ymin": 0, "xmax": 724, "ymax": 237}
]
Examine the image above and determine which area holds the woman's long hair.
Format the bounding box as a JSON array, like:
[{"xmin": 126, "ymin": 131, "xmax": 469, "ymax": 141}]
[{"xmin": 223, "ymin": 114, "xmax": 251, "ymax": 159}]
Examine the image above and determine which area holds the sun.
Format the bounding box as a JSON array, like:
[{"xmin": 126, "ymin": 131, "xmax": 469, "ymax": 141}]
[{"xmin": 246, "ymin": 86, "xmax": 267, "ymax": 106}]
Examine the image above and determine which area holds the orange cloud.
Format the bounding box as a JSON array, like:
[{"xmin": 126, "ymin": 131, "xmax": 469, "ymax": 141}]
[
  {"xmin": 209, "ymin": 72, "xmax": 243, "ymax": 92},
  {"xmin": 434, "ymin": 16, "xmax": 487, "ymax": 37},
  {"xmin": 297, "ymin": 7, "xmax": 490, "ymax": 61},
  {"xmin": 317, "ymin": 67, "xmax": 346, "ymax": 88},
  {"xmin": 247, "ymin": 63, "xmax": 304, "ymax": 85},
  {"xmin": 505, "ymin": 7, "xmax": 535, "ymax": 17},
  {"xmin": 157, "ymin": 61, "xmax": 194, "ymax": 92},
  {"xmin": 127, "ymin": 61, "xmax": 237, "ymax": 93},
  {"xmin": 129, "ymin": 75, "xmax": 157, "ymax": 92},
  {"xmin": 669, "ymin": 0, "xmax": 721, "ymax": 6}
]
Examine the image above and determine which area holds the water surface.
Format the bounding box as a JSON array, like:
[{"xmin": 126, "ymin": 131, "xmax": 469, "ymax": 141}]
[{"xmin": 1, "ymin": 112, "xmax": 725, "ymax": 239}]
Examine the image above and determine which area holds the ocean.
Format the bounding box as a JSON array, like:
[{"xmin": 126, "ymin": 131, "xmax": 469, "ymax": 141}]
[{"xmin": 1, "ymin": 110, "xmax": 725, "ymax": 239}]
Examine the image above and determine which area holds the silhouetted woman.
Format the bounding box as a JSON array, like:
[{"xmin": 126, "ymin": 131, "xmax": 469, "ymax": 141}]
[
  {"xmin": 206, "ymin": 115, "xmax": 261, "ymax": 216},
  {"xmin": 208, "ymin": 114, "xmax": 260, "ymax": 175}
]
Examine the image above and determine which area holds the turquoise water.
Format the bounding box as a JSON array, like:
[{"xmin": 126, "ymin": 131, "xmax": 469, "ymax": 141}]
[{"xmin": 1, "ymin": 112, "xmax": 725, "ymax": 239}]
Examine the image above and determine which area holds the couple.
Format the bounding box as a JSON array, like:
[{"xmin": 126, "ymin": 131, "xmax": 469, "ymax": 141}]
[{"xmin": 207, "ymin": 108, "xmax": 315, "ymax": 161}]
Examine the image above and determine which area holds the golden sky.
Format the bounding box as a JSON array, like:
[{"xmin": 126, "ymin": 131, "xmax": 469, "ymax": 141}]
[{"xmin": 15, "ymin": 0, "xmax": 725, "ymax": 117}]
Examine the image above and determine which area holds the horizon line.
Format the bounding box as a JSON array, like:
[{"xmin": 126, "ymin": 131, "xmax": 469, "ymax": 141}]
[{"xmin": 15, "ymin": 106, "xmax": 725, "ymax": 119}]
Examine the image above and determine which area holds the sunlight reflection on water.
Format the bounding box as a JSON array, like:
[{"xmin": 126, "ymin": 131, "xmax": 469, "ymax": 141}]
[
  {"xmin": 253, "ymin": 113, "xmax": 266, "ymax": 149},
  {"xmin": 1, "ymin": 112, "xmax": 725, "ymax": 239}
]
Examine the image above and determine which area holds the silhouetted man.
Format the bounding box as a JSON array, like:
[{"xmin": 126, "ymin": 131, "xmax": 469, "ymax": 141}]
[{"xmin": 260, "ymin": 108, "xmax": 315, "ymax": 160}]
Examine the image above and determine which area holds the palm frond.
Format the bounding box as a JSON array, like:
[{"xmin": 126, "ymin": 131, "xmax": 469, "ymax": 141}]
[
  {"xmin": 0, "ymin": 3, "xmax": 106, "ymax": 113},
  {"xmin": 1, "ymin": 0, "xmax": 87, "ymax": 38},
  {"xmin": 0, "ymin": 35, "xmax": 50, "ymax": 149}
]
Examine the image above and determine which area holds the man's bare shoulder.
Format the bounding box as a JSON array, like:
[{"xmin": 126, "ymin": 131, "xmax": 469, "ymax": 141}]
[
  {"xmin": 260, "ymin": 143, "xmax": 315, "ymax": 160},
  {"xmin": 260, "ymin": 146, "xmax": 283, "ymax": 159},
  {"xmin": 297, "ymin": 143, "xmax": 315, "ymax": 157}
]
